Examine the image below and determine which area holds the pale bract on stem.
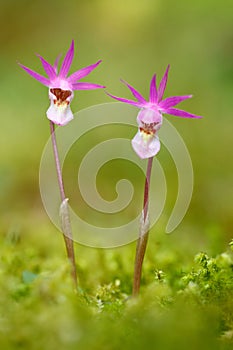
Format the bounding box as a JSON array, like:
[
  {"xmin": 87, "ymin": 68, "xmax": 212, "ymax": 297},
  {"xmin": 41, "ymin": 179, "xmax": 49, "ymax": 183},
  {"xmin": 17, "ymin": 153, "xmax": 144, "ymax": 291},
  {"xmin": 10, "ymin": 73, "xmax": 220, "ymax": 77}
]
[{"xmin": 50, "ymin": 121, "xmax": 77, "ymax": 288}]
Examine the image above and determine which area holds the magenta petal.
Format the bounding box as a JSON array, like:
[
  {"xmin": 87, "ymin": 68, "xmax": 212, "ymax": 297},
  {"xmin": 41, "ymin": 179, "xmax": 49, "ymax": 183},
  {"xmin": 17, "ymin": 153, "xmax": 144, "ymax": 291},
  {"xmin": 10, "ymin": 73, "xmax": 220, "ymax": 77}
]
[
  {"xmin": 158, "ymin": 65, "xmax": 170, "ymax": 102},
  {"xmin": 159, "ymin": 95, "xmax": 192, "ymax": 109},
  {"xmin": 59, "ymin": 40, "xmax": 74, "ymax": 78},
  {"xmin": 72, "ymin": 82, "xmax": 105, "ymax": 90},
  {"xmin": 106, "ymin": 92, "xmax": 143, "ymax": 107},
  {"xmin": 68, "ymin": 60, "xmax": 102, "ymax": 83},
  {"xmin": 18, "ymin": 63, "xmax": 50, "ymax": 86},
  {"xmin": 54, "ymin": 54, "xmax": 62, "ymax": 74},
  {"xmin": 149, "ymin": 74, "xmax": 158, "ymax": 103},
  {"xmin": 164, "ymin": 107, "xmax": 202, "ymax": 119},
  {"xmin": 120, "ymin": 79, "xmax": 147, "ymax": 104},
  {"xmin": 37, "ymin": 55, "xmax": 56, "ymax": 80}
]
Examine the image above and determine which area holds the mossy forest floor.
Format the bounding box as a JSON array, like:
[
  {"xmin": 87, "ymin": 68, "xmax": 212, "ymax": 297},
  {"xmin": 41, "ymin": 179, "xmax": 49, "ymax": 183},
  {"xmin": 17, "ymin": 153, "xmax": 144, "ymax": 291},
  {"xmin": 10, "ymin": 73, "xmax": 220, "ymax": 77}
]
[{"xmin": 0, "ymin": 222, "xmax": 233, "ymax": 350}]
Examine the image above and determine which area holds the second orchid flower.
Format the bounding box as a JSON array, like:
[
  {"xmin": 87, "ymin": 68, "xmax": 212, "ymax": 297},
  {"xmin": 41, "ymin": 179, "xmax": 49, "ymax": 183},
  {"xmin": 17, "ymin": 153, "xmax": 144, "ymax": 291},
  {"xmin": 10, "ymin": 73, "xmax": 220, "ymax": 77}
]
[
  {"xmin": 107, "ymin": 66, "xmax": 202, "ymax": 296},
  {"xmin": 107, "ymin": 65, "xmax": 202, "ymax": 159}
]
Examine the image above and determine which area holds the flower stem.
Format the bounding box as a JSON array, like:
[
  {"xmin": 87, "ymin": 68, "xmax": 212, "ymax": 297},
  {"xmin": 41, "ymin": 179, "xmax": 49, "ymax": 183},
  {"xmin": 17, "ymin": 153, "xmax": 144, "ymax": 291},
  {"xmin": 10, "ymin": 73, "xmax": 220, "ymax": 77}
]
[
  {"xmin": 49, "ymin": 121, "xmax": 77, "ymax": 288},
  {"xmin": 133, "ymin": 156, "xmax": 153, "ymax": 296}
]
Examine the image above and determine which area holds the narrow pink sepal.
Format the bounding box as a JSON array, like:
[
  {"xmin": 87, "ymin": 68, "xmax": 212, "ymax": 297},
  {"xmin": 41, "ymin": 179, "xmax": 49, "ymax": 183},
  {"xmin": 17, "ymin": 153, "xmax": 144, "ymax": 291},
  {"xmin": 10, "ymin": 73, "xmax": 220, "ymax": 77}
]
[
  {"xmin": 72, "ymin": 82, "xmax": 105, "ymax": 90},
  {"xmin": 106, "ymin": 92, "xmax": 144, "ymax": 107},
  {"xmin": 18, "ymin": 63, "xmax": 50, "ymax": 86},
  {"xmin": 120, "ymin": 79, "xmax": 147, "ymax": 104},
  {"xmin": 158, "ymin": 65, "xmax": 170, "ymax": 102},
  {"xmin": 159, "ymin": 95, "xmax": 192, "ymax": 109},
  {"xmin": 149, "ymin": 74, "xmax": 158, "ymax": 103},
  {"xmin": 59, "ymin": 40, "xmax": 74, "ymax": 78},
  {"xmin": 68, "ymin": 60, "xmax": 102, "ymax": 83},
  {"xmin": 165, "ymin": 107, "xmax": 202, "ymax": 119},
  {"xmin": 54, "ymin": 54, "xmax": 62, "ymax": 74},
  {"xmin": 37, "ymin": 55, "xmax": 56, "ymax": 80}
]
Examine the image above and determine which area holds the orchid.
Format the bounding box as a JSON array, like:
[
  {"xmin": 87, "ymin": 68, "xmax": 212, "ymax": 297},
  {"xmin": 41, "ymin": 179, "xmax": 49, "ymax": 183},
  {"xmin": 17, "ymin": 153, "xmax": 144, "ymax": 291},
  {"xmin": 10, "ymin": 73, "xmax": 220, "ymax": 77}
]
[
  {"xmin": 108, "ymin": 65, "xmax": 202, "ymax": 296},
  {"xmin": 19, "ymin": 40, "xmax": 106, "ymax": 288},
  {"xmin": 108, "ymin": 65, "xmax": 202, "ymax": 159},
  {"xmin": 19, "ymin": 40, "xmax": 105, "ymax": 126}
]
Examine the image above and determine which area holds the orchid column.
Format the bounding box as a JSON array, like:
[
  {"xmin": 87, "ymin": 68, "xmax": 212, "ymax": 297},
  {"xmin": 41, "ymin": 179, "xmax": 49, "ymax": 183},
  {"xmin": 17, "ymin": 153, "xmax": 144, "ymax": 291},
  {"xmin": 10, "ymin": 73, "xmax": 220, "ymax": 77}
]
[
  {"xmin": 108, "ymin": 65, "xmax": 202, "ymax": 296},
  {"xmin": 19, "ymin": 41, "xmax": 105, "ymax": 287}
]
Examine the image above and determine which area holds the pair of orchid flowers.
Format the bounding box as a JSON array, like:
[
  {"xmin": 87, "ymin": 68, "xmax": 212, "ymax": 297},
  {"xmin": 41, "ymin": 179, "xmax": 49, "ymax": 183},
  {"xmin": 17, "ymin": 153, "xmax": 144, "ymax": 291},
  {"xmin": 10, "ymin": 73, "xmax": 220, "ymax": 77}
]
[{"xmin": 19, "ymin": 41, "xmax": 201, "ymax": 159}]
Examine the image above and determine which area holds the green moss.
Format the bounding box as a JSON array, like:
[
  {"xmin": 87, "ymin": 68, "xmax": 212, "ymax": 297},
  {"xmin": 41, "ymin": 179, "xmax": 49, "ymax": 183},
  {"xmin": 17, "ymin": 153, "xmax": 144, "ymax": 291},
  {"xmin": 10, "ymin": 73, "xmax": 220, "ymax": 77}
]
[{"xmin": 1, "ymin": 230, "xmax": 233, "ymax": 349}]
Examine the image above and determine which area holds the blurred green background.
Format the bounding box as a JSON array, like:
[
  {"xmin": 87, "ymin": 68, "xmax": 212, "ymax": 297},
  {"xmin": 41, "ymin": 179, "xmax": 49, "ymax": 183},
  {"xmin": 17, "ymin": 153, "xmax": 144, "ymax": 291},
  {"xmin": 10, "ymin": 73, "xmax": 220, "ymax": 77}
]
[
  {"xmin": 1, "ymin": 0, "xmax": 232, "ymax": 250},
  {"xmin": 0, "ymin": 0, "xmax": 233, "ymax": 348}
]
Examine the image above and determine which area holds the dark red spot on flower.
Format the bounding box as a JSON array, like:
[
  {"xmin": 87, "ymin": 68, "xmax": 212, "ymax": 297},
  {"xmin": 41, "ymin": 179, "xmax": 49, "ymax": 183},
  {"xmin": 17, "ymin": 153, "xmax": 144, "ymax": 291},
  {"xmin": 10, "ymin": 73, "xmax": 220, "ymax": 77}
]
[{"xmin": 50, "ymin": 88, "xmax": 72, "ymax": 106}]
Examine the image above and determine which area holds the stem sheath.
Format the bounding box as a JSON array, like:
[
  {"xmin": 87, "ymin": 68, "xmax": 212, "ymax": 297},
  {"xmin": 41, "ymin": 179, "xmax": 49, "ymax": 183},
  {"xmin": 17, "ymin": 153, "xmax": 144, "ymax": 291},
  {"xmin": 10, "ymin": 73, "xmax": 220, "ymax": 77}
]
[
  {"xmin": 133, "ymin": 157, "xmax": 153, "ymax": 296},
  {"xmin": 50, "ymin": 121, "xmax": 77, "ymax": 288}
]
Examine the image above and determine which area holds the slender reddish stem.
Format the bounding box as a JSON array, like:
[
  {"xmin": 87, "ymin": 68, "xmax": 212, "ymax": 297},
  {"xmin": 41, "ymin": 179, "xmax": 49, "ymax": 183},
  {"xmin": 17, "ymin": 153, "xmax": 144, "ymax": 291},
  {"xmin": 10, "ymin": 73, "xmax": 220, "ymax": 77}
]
[
  {"xmin": 49, "ymin": 121, "xmax": 77, "ymax": 288},
  {"xmin": 143, "ymin": 157, "xmax": 153, "ymax": 221},
  {"xmin": 133, "ymin": 157, "xmax": 153, "ymax": 296}
]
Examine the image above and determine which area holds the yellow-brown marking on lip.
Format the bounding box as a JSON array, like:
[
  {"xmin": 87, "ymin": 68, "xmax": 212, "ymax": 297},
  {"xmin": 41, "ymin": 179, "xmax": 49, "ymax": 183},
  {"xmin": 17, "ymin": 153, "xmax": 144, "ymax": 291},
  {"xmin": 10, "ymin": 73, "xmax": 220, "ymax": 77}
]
[{"xmin": 140, "ymin": 122, "xmax": 158, "ymax": 135}]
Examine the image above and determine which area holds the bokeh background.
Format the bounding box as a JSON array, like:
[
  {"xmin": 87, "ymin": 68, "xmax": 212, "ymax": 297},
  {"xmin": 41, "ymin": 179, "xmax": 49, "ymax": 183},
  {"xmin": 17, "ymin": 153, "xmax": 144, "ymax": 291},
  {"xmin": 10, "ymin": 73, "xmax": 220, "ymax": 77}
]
[
  {"xmin": 1, "ymin": 0, "xmax": 232, "ymax": 251},
  {"xmin": 0, "ymin": 0, "xmax": 233, "ymax": 348}
]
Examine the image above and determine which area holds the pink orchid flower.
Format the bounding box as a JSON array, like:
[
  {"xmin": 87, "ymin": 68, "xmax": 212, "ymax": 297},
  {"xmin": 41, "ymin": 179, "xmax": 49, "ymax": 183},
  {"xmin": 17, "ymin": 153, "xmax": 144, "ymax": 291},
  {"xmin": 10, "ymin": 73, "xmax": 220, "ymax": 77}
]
[
  {"xmin": 19, "ymin": 41, "xmax": 105, "ymax": 126},
  {"xmin": 107, "ymin": 65, "xmax": 202, "ymax": 159}
]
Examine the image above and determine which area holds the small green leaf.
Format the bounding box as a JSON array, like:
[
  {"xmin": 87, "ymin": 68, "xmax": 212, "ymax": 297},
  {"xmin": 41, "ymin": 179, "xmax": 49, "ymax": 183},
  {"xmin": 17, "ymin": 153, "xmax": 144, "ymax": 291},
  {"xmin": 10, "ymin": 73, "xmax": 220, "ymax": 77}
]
[{"xmin": 22, "ymin": 271, "xmax": 37, "ymax": 284}]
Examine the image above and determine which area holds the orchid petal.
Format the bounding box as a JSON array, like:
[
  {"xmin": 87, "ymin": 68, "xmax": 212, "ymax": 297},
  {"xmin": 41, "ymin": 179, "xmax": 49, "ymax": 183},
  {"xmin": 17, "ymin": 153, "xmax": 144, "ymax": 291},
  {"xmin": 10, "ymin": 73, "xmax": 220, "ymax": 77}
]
[
  {"xmin": 158, "ymin": 65, "xmax": 170, "ymax": 102},
  {"xmin": 54, "ymin": 54, "xmax": 62, "ymax": 74},
  {"xmin": 106, "ymin": 93, "xmax": 144, "ymax": 107},
  {"xmin": 68, "ymin": 60, "xmax": 102, "ymax": 83},
  {"xmin": 59, "ymin": 40, "xmax": 74, "ymax": 78},
  {"xmin": 131, "ymin": 131, "xmax": 160, "ymax": 159},
  {"xmin": 47, "ymin": 90, "xmax": 74, "ymax": 126},
  {"xmin": 72, "ymin": 82, "xmax": 105, "ymax": 90},
  {"xmin": 137, "ymin": 108, "xmax": 163, "ymax": 125},
  {"xmin": 120, "ymin": 79, "xmax": 147, "ymax": 104},
  {"xmin": 18, "ymin": 63, "xmax": 50, "ymax": 86},
  {"xmin": 149, "ymin": 74, "xmax": 158, "ymax": 103},
  {"xmin": 164, "ymin": 107, "xmax": 202, "ymax": 119},
  {"xmin": 47, "ymin": 103, "xmax": 74, "ymax": 126},
  {"xmin": 37, "ymin": 55, "xmax": 56, "ymax": 80},
  {"xmin": 159, "ymin": 95, "xmax": 192, "ymax": 109}
]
